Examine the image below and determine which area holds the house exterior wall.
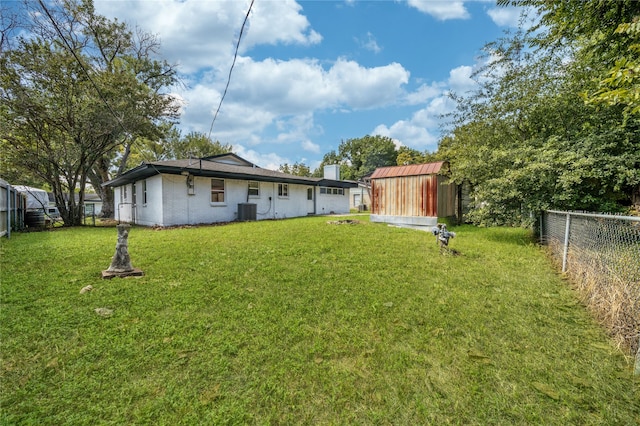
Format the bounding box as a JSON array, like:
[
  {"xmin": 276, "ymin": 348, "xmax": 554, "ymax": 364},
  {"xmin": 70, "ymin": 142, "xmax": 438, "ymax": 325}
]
[
  {"xmin": 114, "ymin": 185, "xmax": 131, "ymax": 223},
  {"xmin": 113, "ymin": 173, "xmax": 351, "ymax": 227},
  {"xmin": 349, "ymin": 185, "xmax": 371, "ymax": 211},
  {"xmin": 317, "ymin": 188, "xmax": 350, "ymax": 215},
  {"xmin": 142, "ymin": 175, "xmax": 164, "ymax": 225}
]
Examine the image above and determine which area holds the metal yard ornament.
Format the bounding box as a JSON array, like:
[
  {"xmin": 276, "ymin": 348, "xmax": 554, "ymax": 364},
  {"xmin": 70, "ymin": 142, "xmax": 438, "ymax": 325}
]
[{"xmin": 431, "ymin": 223, "xmax": 457, "ymax": 252}]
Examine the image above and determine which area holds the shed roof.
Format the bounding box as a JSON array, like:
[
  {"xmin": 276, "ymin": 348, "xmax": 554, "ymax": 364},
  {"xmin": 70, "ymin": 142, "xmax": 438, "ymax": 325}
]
[{"xmin": 370, "ymin": 161, "xmax": 448, "ymax": 179}]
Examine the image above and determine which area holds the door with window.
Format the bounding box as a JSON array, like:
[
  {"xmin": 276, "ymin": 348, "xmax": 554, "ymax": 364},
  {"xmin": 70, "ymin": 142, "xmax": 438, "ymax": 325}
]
[{"xmin": 307, "ymin": 187, "xmax": 314, "ymax": 214}]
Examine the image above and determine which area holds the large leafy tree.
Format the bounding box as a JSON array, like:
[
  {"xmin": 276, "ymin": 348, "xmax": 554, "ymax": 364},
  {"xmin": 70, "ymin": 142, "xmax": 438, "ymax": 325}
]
[
  {"xmin": 126, "ymin": 128, "xmax": 233, "ymax": 164},
  {"xmin": 396, "ymin": 146, "xmax": 438, "ymax": 165},
  {"xmin": 279, "ymin": 162, "xmax": 312, "ymax": 177},
  {"xmin": 1, "ymin": 0, "xmax": 178, "ymax": 224},
  {"xmin": 313, "ymin": 135, "xmax": 398, "ymax": 179},
  {"xmin": 438, "ymin": 1, "xmax": 640, "ymax": 226},
  {"xmin": 338, "ymin": 135, "xmax": 398, "ymax": 180}
]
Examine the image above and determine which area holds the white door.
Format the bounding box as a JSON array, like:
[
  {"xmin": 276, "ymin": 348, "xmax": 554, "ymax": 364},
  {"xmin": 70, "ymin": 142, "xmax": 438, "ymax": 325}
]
[{"xmin": 307, "ymin": 187, "xmax": 315, "ymax": 214}]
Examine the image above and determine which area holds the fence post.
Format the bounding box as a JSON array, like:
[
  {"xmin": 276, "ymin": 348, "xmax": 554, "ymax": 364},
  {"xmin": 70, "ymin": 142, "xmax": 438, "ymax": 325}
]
[
  {"xmin": 539, "ymin": 214, "xmax": 544, "ymax": 242},
  {"xmin": 636, "ymin": 336, "xmax": 640, "ymax": 376},
  {"xmin": 562, "ymin": 212, "xmax": 571, "ymax": 273}
]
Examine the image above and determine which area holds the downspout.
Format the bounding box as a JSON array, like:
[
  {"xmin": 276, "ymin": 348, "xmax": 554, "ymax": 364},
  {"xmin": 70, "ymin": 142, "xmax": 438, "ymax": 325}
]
[
  {"xmin": 314, "ymin": 184, "xmax": 318, "ymax": 215},
  {"xmin": 6, "ymin": 185, "xmax": 11, "ymax": 239}
]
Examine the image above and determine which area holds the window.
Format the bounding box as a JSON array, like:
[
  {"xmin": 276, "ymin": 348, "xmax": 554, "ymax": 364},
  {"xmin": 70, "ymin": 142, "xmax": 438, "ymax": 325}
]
[
  {"xmin": 307, "ymin": 188, "xmax": 313, "ymax": 200},
  {"xmin": 278, "ymin": 183, "xmax": 288, "ymax": 197},
  {"xmin": 132, "ymin": 183, "xmax": 137, "ymax": 205},
  {"xmin": 248, "ymin": 181, "xmax": 260, "ymax": 197},
  {"xmin": 320, "ymin": 186, "xmax": 343, "ymax": 195},
  {"xmin": 123, "ymin": 185, "xmax": 127, "ymax": 201},
  {"xmin": 142, "ymin": 180, "xmax": 147, "ymax": 205},
  {"xmin": 211, "ymin": 179, "xmax": 225, "ymax": 203}
]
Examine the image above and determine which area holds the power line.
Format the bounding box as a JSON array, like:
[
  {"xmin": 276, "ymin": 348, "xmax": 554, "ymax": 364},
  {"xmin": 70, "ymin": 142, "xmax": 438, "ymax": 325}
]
[
  {"xmin": 37, "ymin": 0, "xmax": 129, "ymax": 136},
  {"xmin": 208, "ymin": 0, "xmax": 255, "ymax": 140}
]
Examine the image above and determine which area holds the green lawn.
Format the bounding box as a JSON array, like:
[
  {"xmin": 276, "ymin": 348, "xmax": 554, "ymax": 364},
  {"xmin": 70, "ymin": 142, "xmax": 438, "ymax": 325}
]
[{"xmin": 1, "ymin": 216, "xmax": 638, "ymax": 425}]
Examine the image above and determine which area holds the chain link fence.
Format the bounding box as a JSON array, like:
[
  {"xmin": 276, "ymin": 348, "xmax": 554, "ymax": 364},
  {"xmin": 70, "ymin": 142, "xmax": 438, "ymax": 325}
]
[{"xmin": 541, "ymin": 210, "xmax": 640, "ymax": 373}]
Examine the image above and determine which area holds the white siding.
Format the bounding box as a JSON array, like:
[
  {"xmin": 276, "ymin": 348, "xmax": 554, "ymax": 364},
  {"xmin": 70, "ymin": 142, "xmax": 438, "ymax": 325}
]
[
  {"xmin": 134, "ymin": 175, "xmax": 163, "ymax": 226},
  {"xmin": 112, "ymin": 173, "xmax": 352, "ymax": 227},
  {"xmin": 317, "ymin": 189, "xmax": 350, "ymax": 215},
  {"xmin": 114, "ymin": 186, "xmax": 132, "ymax": 223}
]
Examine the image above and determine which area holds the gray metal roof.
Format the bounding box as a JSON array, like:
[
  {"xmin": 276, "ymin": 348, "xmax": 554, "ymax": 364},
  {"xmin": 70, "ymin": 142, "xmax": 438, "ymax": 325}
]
[{"xmin": 103, "ymin": 157, "xmax": 357, "ymax": 189}]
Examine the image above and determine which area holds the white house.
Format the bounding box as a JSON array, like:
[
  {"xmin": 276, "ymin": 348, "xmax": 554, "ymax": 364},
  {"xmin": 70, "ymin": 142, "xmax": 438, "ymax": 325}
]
[{"xmin": 103, "ymin": 154, "xmax": 356, "ymax": 227}]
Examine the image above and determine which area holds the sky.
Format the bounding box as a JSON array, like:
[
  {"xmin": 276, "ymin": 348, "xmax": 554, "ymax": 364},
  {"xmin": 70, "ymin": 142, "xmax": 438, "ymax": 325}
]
[{"xmin": 90, "ymin": 0, "xmax": 524, "ymax": 171}]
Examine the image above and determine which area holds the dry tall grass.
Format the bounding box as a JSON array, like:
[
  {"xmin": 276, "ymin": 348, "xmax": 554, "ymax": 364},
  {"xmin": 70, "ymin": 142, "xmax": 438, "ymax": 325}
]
[{"xmin": 563, "ymin": 246, "xmax": 639, "ymax": 357}]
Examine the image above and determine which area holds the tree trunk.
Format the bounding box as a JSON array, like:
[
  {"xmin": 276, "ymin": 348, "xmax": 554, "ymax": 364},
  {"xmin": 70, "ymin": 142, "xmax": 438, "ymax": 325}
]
[{"xmin": 89, "ymin": 158, "xmax": 115, "ymax": 219}]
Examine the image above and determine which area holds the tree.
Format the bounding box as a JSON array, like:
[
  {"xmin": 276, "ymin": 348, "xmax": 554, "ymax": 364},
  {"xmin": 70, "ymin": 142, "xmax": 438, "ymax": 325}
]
[
  {"xmin": 338, "ymin": 135, "xmax": 397, "ymax": 180},
  {"xmin": 171, "ymin": 131, "xmax": 233, "ymax": 160},
  {"xmin": 312, "ymin": 150, "xmax": 344, "ymax": 178},
  {"xmin": 279, "ymin": 162, "xmax": 312, "ymax": 177},
  {"xmin": 588, "ymin": 18, "xmax": 640, "ymax": 117},
  {"xmin": 1, "ymin": 0, "xmax": 178, "ymax": 224},
  {"xmin": 396, "ymin": 146, "xmax": 439, "ymax": 165},
  {"xmin": 499, "ymin": 0, "xmax": 640, "ymax": 117},
  {"xmin": 312, "ymin": 136, "xmax": 398, "ymax": 180},
  {"xmin": 440, "ymin": 22, "xmax": 640, "ymax": 225}
]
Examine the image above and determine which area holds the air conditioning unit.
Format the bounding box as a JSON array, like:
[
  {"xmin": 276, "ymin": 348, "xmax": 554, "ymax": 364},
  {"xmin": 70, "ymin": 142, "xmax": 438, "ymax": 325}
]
[{"xmin": 237, "ymin": 203, "xmax": 257, "ymax": 221}]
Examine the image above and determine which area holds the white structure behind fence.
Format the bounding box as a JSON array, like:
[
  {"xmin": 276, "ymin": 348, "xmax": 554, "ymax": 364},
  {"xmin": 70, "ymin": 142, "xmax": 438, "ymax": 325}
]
[{"xmin": 0, "ymin": 180, "xmax": 26, "ymax": 238}]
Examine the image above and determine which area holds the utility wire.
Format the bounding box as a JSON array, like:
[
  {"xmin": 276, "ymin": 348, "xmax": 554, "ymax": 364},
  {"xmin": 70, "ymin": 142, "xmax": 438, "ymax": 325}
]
[
  {"xmin": 208, "ymin": 0, "xmax": 255, "ymax": 140},
  {"xmin": 37, "ymin": 0, "xmax": 129, "ymax": 136}
]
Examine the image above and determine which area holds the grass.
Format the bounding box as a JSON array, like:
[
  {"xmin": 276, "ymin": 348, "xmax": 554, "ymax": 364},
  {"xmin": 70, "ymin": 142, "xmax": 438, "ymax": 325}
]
[{"xmin": 1, "ymin": 216, "xmax": 638, "ymax": 425}]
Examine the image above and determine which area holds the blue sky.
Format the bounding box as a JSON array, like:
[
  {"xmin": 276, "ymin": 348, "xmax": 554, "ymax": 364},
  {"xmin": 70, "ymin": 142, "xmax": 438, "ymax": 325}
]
[{"xmin": 92, "ymin": 0, "xmax": 524, "ymax": 170}]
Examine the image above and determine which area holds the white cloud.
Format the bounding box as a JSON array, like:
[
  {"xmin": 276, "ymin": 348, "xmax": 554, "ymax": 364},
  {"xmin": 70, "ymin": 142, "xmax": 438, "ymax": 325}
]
[
  {"xmin": 374, "ymin": 120, "xmax": 438, "ymax": 149},
  {"xmin": 357, "ymin": 32, "xmax": 382, "ymax": 54},
  {"xmin": 232, "ymin": 144, "xmax": 289, "ymax": 170},
  {"xmin": 447, "ymin": 65, "xmax": 476, "ymax": 94},
  {"xmin": 94, "ymin": 1, "xmax": 321, "ymax": 75},
  {"xmin": 487, "ymin": 7, "xmax": 522, "ymax": 27},
  {"xmin": 374, "ymin": 94, "xmax": 455, "ymax": 149},
  {"xmin": 407, "ymin": 0, "xmax": 470, "ymax": 20},
  {"xmin": 327, "ymin": 59, "xmax": 409, "ymax": 109},
  {"xmin": 176, "ymin": 56, "xmax": 409, "ymax": 149},
  {"xmin": 243, "ymin": 0, "xmax": 322, "ymax": 49},
  {"xmin": 372, "ymin": 62, "xmax": 482, "ymax": 150},
  {"xmin": 217, "ymin": 56, "xmax": 408, "ymax": 114},
  {"xmin": 406, "ymin": 82, "xmax": 445, "ymax": 105},
  {"xmin": 301, "ymin": 140, "xmax": 321, "ymax": 153}
]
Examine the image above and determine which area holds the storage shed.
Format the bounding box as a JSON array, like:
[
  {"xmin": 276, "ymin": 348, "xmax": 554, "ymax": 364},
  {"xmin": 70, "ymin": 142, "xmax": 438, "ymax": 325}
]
[{"xmin": 369, "ymin": 161, "xmax": 458, "ymax": 228}]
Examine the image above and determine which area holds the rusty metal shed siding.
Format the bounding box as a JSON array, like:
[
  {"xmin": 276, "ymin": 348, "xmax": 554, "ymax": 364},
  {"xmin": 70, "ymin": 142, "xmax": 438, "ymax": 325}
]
[
  {"xmin": 371, "ymin": 174, "xmax": 439, "ymax": 217},
  {"xmin": 437, "ymin": 175, "xmax": 457, "ymax": 217}
]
